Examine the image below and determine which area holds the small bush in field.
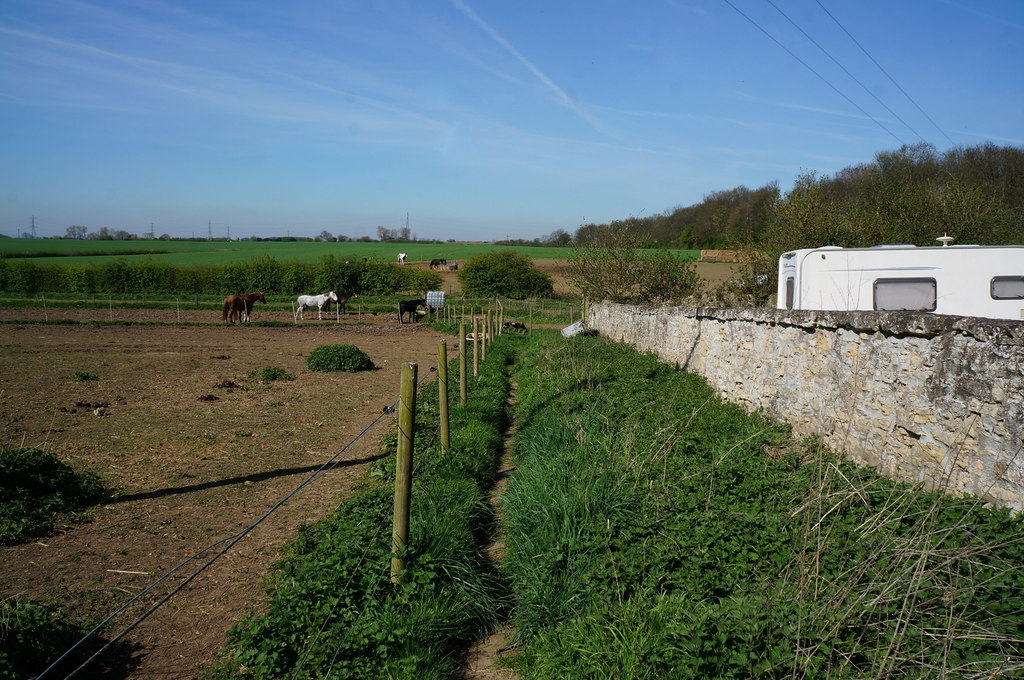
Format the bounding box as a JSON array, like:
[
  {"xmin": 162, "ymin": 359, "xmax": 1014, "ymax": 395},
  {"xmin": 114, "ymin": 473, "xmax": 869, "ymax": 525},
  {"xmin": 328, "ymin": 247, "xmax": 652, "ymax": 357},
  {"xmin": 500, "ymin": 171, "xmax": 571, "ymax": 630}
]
[
  {"xmin": 72, "ymin": 371, "xmax": 98, "ymax": 382},
  {"xmin": 255, "ymin": 366, "xmax": 293, "ymax": 382},
  {"xmin": 0, "ymin": 448, "xmax": 107, "ymax": 545},
  {"xmin": 306, "ymin": 344, "xmax": 374, "ymax": 373}
]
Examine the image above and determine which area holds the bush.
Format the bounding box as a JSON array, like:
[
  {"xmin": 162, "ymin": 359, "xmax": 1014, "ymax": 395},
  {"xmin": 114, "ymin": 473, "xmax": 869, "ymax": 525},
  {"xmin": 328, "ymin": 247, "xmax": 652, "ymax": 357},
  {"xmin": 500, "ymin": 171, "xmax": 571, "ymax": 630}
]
[
  {"xmin": 458, "ymin": 251, "xmax": 553, "ymax": 298},
  {"xmin": 306, "ymin": 344, "xmax": 374, "ymax": 372},
  {"xmin": 0, "ymin": 598, "xmax": 85, "ymax": 680},
  {"xmin": 0, "ymin": 448, "xmax": 107, "ymax": 545},
  {"xmin": 254, "ymin": 366, "xmax": 293, "ymax": 382},
  {"xmin": 567, "ymin": 223, "xmax": 701, "ymax": 304}
]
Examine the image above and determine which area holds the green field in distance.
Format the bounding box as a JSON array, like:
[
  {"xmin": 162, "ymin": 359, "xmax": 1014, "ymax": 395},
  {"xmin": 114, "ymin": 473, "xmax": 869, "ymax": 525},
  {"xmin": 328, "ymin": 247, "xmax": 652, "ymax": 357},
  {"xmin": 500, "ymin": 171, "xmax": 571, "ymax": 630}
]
[{"xmin": 0, "ymin": 240, "xmax": 700, "ymax": 267}]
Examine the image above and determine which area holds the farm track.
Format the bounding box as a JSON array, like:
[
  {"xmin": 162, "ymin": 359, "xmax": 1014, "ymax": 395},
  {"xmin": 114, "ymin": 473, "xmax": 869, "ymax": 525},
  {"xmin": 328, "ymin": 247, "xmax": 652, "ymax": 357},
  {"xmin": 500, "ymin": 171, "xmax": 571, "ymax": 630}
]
[{"xmin": 0, "ymin": 309, "xmax": 446, "ymax": 679}]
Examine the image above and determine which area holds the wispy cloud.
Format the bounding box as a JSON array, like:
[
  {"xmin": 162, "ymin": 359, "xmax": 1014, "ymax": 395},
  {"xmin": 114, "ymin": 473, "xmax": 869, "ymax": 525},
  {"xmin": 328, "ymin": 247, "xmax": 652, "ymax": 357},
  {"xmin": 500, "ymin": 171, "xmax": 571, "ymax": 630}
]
[
  {"xmin": 940, "ymin": 0, "xmax": 1024, "ymax": 31},
  {"xmin": 0, "ymin": 22, "xmax": 447, "ymax": 145},
  {"xmin": 449, "ymin": 0, "xmax": 608, "ymax": 133}
]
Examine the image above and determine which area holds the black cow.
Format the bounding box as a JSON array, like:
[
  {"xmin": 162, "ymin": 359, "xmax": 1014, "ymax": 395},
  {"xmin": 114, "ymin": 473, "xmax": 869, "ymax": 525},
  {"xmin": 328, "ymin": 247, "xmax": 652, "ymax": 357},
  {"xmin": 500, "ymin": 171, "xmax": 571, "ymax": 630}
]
[
  {"xmin": 397, "ymin": 298, "xmax": 426, "ymax": 324},
  {"xmin": 429, "ymin": 258, "xmax": 447, "ymax": 270}
]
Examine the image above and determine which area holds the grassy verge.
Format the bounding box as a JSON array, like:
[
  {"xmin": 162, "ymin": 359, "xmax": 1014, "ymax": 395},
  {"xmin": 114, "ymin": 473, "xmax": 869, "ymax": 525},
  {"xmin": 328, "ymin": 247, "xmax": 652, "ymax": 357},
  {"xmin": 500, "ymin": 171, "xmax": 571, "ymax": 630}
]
[
  {"xmin": 502, "ymin": 333, "xmax": 1024, "ymax": 678},
  {"xmin": 205, "ymin": 335, "xmax": 519, "ymax": 679}
]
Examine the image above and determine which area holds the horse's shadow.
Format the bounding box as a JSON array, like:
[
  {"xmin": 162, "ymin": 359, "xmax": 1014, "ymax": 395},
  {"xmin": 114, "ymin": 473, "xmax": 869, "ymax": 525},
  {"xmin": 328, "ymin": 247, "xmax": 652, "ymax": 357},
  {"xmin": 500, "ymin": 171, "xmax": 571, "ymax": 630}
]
[{"xmin": 107, "ymin": 453, "xmax": 386, "ymax": 504}]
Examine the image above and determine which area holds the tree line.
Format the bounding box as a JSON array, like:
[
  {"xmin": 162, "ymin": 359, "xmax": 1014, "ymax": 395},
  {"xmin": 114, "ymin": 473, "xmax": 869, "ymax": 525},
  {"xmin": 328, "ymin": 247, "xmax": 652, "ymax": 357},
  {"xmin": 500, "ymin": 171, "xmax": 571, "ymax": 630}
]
[
  {"xmin": 507, "ymin": 142, "xmax": 1023, "ymax": 252},
  {"xmin": 0, "ymin": 255, "xmax": 442, "ymax": 296}
]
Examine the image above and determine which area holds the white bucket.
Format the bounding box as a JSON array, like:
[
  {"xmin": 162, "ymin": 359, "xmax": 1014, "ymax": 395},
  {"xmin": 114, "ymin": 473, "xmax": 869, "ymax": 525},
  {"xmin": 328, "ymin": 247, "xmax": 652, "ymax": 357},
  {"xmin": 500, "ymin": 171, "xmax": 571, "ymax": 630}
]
[{"xmin": 561, "ymin": 321, "xmax": 585, "ymax": 338}]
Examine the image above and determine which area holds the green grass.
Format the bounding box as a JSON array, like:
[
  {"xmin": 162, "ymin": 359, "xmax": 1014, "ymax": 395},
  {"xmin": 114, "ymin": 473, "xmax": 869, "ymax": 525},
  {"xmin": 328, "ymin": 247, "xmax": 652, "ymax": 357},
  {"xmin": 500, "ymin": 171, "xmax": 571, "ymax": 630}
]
[
  {"xmin": 0, "ymin": 239, "xmax": 699, "ymax": 268},
  {"xmin": 0, "ymin": 240, "xmax": 571, "ymax": 267},
  {"xmin": 501, "ymin": 333, "xmax": 1024, "ymax": 679}
]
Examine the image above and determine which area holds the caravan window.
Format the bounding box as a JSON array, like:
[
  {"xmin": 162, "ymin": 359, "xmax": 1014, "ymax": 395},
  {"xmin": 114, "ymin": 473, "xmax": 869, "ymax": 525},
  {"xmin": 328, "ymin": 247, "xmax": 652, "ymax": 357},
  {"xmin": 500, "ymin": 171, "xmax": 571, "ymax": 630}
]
[
  {"xmin": 991, "ymin": 276, "xmax": 1024, "ymax": 300},
  {"xmin": 785, "ymin": 277, "xmax": 795, "ymax": 309},
  {"xmin": 873, "ymin": 278, "xmax": 937, "ymax": 311}
]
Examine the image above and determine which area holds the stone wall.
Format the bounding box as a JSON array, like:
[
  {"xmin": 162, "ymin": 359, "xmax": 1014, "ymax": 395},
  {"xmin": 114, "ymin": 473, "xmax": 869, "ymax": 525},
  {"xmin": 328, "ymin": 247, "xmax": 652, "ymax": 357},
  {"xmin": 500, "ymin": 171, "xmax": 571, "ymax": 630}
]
[{"xmin": 589, "ymin": 302, "xmax": 1024, "ymax": 512}]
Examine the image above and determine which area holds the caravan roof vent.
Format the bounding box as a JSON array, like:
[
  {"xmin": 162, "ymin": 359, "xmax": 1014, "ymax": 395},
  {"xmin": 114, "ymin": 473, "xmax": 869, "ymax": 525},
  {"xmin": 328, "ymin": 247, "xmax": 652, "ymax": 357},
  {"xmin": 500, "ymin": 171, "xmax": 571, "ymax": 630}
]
[{"xmin": 937, "ymin": 233, "xmax": 955, "ymax": 246}]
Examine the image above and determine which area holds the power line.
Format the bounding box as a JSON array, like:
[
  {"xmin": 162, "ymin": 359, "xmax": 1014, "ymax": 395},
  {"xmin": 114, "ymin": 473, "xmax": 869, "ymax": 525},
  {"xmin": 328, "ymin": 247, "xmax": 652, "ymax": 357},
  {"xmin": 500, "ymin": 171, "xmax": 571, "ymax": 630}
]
[
  {"xmin": 814, "ymin": 0, "xmax": 955, "ymax": 146},
  {"xmin": 765, "ymin": 0, "xmax": 929, "ymax": 144},
  {"xmin": 719, "ymin": 0, "xmax": 906, "ymax": 145}
]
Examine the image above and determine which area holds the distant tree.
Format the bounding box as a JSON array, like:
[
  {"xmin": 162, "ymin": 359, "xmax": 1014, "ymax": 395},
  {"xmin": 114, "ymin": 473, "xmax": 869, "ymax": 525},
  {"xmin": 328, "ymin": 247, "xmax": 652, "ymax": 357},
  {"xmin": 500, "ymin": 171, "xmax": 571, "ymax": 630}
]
[
  {"xmin": 542, "ymin": 229, "xmax": 571, "ymax": 247},
  {"xmin": 64, "ymin": 225, "xmax": 87, "ymax": 240},
  {"xmin": 458, "ymin": 251, "xmax": 553, "ymax": 299},
  {"xmin": 336, "ymin": 233, "xmax": 351, "ymax": 242},
  {"xmin": 316, "ymin": 230, "xmax": 335, "ymax": 242}
]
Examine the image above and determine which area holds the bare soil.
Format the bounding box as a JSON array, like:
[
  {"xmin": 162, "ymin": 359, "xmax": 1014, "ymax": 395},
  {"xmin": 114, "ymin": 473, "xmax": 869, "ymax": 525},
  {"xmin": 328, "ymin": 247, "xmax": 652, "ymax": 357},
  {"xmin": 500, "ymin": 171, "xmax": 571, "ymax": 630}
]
[
  {"xmin": 0, "ymin": 309, "xmax": 446, "ymax": 679},
  {"xmin": 406, "ymin": 257, "xmax": 741, "ymax": 298}
]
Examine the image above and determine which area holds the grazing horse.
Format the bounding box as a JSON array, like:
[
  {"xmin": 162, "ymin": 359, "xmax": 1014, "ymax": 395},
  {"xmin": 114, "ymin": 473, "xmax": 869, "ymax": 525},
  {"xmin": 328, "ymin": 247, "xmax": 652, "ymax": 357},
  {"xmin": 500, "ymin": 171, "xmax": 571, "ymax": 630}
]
[
  {"xmin": 397, "ymin": 252, "xmax": 407, "ymax": 265},
  {"xmin": 429, "ymin": 258, "xmax": 447, "ymax": 270},
  {"xmin": 222, "ymin": 292, "xmax": 266, "ymax": 323},
  {"xmin": 397, "ymin": 298, "xmax": 426, "ymax": 324},
  {"xmin": 335, "ymin": 291, "xmax": 358, "ymax": 311},
  {"xmin": 295, "ymin": 291, "xmax": 339, "ymax": 321}
]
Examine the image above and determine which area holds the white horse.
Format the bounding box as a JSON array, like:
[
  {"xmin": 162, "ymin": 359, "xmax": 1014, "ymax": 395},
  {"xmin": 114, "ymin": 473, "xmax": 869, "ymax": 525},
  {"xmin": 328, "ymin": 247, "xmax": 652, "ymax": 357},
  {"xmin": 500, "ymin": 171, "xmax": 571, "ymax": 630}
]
[
  {"xmin": 295, "ymin": 291, "xmax": 339, "ymax": 321},
  {"xmin": 397, "ymin": 252, "xmax": 407, "ymax": 264}
]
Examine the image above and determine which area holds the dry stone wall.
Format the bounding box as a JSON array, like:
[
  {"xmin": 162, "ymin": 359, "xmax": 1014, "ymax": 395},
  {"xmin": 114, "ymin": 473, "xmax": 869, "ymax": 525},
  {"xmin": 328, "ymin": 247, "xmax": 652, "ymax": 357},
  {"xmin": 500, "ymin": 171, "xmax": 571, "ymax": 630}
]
[{"xmin": 589, "ymin": 302, "xmax": 1024, "ymax": 512}]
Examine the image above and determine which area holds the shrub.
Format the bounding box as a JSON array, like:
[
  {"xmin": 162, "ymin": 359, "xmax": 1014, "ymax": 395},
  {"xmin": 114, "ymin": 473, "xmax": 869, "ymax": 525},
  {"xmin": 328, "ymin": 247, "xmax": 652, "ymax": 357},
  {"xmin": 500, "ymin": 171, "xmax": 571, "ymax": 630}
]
[
  {"xmin": 567, "ymin": 223, "xmax": 701, "ymax": 304},
  {"xmin": 0, "ymin": 598, "xmax": 85, "ymax": 680},
  {"xmin": 458, "ymin": 251, "xmax": 553, "ymax": 299},
  {"xmin": 0, "ymin": 448, "xmax": 107, "ymax": 544},
  {"xmin": 306, "ymin": 344, "xmax": 374, "ymax": 372},
  {"xmin": 254, "ymin": 366, "xmax": 293, "ymax": 382},
  {"xmin": 72, "ymin": 371, "xmax": 98, "ymax": 382}
]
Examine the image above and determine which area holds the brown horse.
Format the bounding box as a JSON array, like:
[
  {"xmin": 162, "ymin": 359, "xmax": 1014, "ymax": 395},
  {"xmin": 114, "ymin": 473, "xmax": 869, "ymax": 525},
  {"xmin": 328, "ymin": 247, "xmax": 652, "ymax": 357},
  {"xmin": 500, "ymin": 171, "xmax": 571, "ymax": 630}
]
[
  {"xmin": 336, "ymin": 291, "xmax": 358, "ymax": 311},
  {"xmin": 222, "ymin": 292, "xmax": 266, "ymax": 323}
]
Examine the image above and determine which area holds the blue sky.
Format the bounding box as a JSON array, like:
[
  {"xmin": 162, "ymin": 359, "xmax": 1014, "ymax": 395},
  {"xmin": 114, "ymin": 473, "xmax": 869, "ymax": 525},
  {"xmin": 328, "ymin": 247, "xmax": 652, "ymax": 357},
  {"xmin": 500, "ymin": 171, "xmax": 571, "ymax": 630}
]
[{"xmin": 1, "ymin": 0, "xmax": 1022, "ymax": 241}]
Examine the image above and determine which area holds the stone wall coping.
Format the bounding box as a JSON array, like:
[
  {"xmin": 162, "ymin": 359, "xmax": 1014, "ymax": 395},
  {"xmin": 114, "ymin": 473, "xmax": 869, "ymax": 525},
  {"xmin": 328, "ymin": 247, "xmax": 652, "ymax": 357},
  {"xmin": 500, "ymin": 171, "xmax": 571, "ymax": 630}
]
[{"xmin": 592, "ymin": 302, "xmax": 1024, "ymax": 346}]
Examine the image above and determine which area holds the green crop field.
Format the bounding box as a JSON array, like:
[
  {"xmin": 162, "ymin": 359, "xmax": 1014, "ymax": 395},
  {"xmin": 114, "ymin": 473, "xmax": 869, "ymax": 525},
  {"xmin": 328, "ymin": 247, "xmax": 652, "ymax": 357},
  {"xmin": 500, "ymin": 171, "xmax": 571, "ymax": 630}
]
[
  {"xmin": 0, "ymin": 240, "xmax": 586, "ymax": 267},
  {"xmin": 0, "ymin": 239, "xmax": 700, "ymax": 268}
]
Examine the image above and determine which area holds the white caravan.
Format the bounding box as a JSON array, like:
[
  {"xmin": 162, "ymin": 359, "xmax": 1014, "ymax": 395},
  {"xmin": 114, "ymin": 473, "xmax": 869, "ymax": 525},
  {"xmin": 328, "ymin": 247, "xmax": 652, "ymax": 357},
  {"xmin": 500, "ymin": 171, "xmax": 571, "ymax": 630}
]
[{"xmin": 777, "ymin": 242, "xmax": 1024, "ymax": 320}]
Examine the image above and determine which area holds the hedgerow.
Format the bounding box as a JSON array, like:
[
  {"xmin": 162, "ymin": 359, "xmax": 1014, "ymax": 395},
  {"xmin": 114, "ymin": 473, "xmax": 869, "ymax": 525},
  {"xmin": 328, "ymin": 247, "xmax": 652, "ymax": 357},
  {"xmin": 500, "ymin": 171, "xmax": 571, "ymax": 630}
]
[
  {"xmin": 502, "ymin": 333, "xmax": 1024, "ymax": 679},
  {"xmin": 206, "ymin": 335, "xmax": 517, "ymax": 679},
  {"xmin": 0, "ymin": 255, "xmax": 441, "ymax": 295}
]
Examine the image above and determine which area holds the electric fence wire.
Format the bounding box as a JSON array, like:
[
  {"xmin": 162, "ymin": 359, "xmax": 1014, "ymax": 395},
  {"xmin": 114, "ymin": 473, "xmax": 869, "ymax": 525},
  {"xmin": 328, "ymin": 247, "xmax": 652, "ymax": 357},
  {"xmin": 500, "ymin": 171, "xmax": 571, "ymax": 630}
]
[
  {"xmin": 37, "ymin": 399, "xmax": 404, "ymax": 680},
  {"xmin": 719, "ymin": 0, "xmax": 907, "ymax": 145},
  {"xmin": 764, "ymin": 0, "xmax": 928, "ymax": 143}
]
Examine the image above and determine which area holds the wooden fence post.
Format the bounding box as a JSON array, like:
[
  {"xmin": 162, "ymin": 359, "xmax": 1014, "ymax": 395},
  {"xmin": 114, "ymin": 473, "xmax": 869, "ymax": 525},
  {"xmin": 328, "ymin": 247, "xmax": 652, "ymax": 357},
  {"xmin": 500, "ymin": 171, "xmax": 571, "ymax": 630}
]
[
  {"xmin": 459, "ymin": 322, "xmax": 468, "ymax": 404},
  {"xmin": 391, "ymin": 362, "xmax": 417, "ymax": 585},
  {"xmin": 482, "ymin": 311, "xmax": 488, "ymax": 362},
  {"xmin": 438, "ymin": 340, "xmax": 450, "ymax": 455},
  {"xmin": 473, "ymin": 316, "xmax": 479, "ymax": 377}
]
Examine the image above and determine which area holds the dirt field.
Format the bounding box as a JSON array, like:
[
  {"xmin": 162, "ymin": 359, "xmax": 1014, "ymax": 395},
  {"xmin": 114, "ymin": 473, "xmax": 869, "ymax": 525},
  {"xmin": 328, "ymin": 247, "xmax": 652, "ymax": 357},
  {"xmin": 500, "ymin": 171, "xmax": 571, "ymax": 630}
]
[
  {"xmin": 0, "ymin": 258, "xmax": 741, "ymax": 678},
  {"xmin": 405, "ymin": 257, "xmax": 741, "ymax": 298},
  {"xmin": 0, "ymin": 310, "xmax": 447, "ymax": 678}
]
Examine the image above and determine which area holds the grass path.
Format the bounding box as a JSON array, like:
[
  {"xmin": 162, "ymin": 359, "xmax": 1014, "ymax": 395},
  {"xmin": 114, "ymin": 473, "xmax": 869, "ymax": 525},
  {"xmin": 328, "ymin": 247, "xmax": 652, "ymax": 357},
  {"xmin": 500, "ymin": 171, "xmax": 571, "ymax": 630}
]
[{"xmin": 461, "ymin": 381, "xmax": 520, "ymax": 680}]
